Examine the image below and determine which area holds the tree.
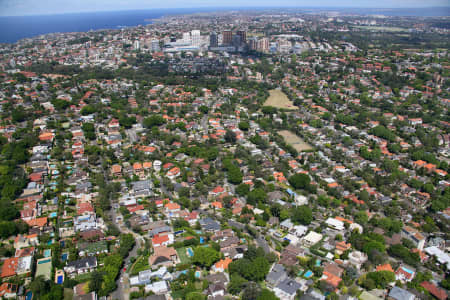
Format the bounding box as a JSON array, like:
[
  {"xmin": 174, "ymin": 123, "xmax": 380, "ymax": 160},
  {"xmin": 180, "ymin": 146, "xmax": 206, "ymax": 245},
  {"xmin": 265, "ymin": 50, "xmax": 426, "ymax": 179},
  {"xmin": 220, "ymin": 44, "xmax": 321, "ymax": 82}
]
[
  {"xmin": 242, "ymin": 282, "xmax": 261, "ymax": 300},
  {"xmin": 225, "ymin": 129, "xmax": 237, "ymax": 143},
  {"xmin": 288, "ymin": 173, "xmax": 310, "ymax": 190},
  {"xmin": 0, "ymin": 221, "xmax": 17, "ymax": 239},
  {"xmin": 89, "ymin": 270, "xmax": 103, "ymax": 293},
  {"xmin": 291, "ymin": 205, "xmax": 313, "ymax": 225},
  {"xmin": 236, "ymin": 183, "xmax": 250, "ymax": 196},
  {"xmin": 192, "ymin": 246, "xmax": 220, "ymax": 268},
  {"xmin": 199, "ymin": 105, "xmax": 209, "ymax": 114},
  {"xmin": 82, "ymin": 123, "xmax": 96, "ymax": 140},
  {"xmin": 247, "ymin": 188, "xmax": 267, "ymax": 205},
  {"xmin": 228, "ymin": 274, "xmax": 248, "ymax": 295},
  {"xmin": 239, "ymin": 121, "xmax": 250, "ymax": 131},
  {"xmin": 257, "ymin": 288, "xmax": 279, "ymax": 300},
  {"xmin": 366, "ymin": 271, "xmax": 395, "ymax": 289},
  {"xmin": 143, "ymin": 115, "xmax": 165, "ymax": 128},
  {"xmin": 30, "ymin": 276, "xmax": 50, "ymax": 298}
]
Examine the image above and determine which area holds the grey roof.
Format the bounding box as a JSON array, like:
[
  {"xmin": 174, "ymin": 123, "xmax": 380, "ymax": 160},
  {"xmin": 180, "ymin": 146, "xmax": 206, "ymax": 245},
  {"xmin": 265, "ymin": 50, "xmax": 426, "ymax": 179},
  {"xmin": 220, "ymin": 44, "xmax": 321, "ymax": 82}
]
[
  {"xmin": 132, "ymin": 180, "xmax": 152, "ymax": 191},
  {"xmin": 275, "ymin": 278, "xmax": 302, "ymax": 296},
  {"xmin": 67, "ymin": 256, "xmax": 97, "ymax": 270},
  {"xmin": 266, "ymin": 264, "xmax": 288, "ymax": 286},
  {"xmin": 199, "ymin": 218, "xmax": 220, "ymax": 231},
  {"xmin": 148, "ymin": 226, "xmax": 171, "ymax": 237},
  {"xmin": 280, "ymin": 219, "xmax": 294, "ymax": 229},
  {"xmin": 206, "ymin": 272, "xmax": 228, "ymax": 285},
  {"xmin": 388, "ymin": 287, "xmax": 415, "ymax": 300}
]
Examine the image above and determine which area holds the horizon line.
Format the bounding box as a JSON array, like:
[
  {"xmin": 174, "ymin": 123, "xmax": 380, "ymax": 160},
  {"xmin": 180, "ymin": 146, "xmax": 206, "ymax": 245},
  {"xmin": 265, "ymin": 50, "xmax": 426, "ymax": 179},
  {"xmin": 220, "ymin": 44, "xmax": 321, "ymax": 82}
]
[{"xmin": 1, "ymin": 5, "xmax": 449, "ymax": 17}]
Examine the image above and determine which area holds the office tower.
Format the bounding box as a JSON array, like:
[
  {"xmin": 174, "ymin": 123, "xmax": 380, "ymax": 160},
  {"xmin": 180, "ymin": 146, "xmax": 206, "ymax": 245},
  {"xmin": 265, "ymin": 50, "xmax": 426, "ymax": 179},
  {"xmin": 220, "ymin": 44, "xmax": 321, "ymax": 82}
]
[
  {"xmin": 133, "ymin": 40, "xmax": 140, "ymax": 50},
  {"xmin": 151, "ymin": 39, "xmax": 160, "ymax": 52},
  {"xmin": 182, "ymin": 32, "xmax": 191, "ymax": 43},
  {"xmin": 191, "ymin": 30, "xmax": 201, "ymax": 47},
  {"xmin": 248, "ymin": 37, "xmax": 257, "ymax": 51},
  {"xmin": 222, "ymin": 30, "xmax": 233, "ymax": 45},
  {"xmin": 209, "ymin": 31, "xmax": 218, "ymax": 48},
  {"xmin": 257, "ymin": 38, "xmax": 269, "ymax": 53},
  {"xmin": 236, "ymin": 30, "xmax": 247, "ymax": 45},
  {"xmin": 232, "ymin": 34, "xmax": 242, "ymax": 47}
]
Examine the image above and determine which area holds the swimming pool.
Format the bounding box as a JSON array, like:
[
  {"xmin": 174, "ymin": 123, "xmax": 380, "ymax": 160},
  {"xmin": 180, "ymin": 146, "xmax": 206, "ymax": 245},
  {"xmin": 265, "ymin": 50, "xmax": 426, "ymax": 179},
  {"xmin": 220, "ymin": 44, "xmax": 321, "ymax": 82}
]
[
  {"xmin": 402, "ymin": 267, "xmax": 414, "ymax": 274},
  {"xmin": 315, "ymin": 259, "xmax": 321, "ymax": 267},
  {"xmin": 195, "ymin": 271, "xmax": 201, "ymax": 278},
  {"xmin": 186, "ymin": 248, "xmax": 194, "ymax": 257},
  {"xmin": 56, "ymin": 275, "xmax": 63, "ymax": 284},
  {"xmin": 38, "ymin": 258, "xmax": 51, "ymax": 265},
  {"xmin": 49, "ymin": 212, "xmax": 57, "ymax": 218},
  {"xmin": 44, "ymin": 249, "xmax": 51, "ymax": 258},
  {"xmin": 304, "ymin": 270, "xmax": 313, "ymax": 278},
  {"xmin": 61, "ymin": 253, "xmax": 68, "ymax": 261},
  {"xmin": 26, "ymin": 291, "xmax": 32, "ymax": 300}
]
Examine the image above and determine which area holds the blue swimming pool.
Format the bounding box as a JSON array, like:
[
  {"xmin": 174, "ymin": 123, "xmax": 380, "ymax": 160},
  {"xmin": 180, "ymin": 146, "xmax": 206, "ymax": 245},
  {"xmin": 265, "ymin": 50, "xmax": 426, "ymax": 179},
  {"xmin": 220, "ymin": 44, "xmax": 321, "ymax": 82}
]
[
  {"xmin": 195, "ymin": 271, "xmax": 201, "ymax": 278},
  {"xmin": 187, "ymin": 248, "xmax": 194, "ymax": 257},
  {"xmin": 49, "ymin": 212, "xmax": 57, "ymax": 218},
  {"xmin": 44, "ymin": 249, "xmax": 51, "ymax": 258},
  {"xmin": 61, "ymin": 253, "xmax": 68, "ymax": 261},
  {"xmin": 402, "ymin": 267, "xmax": 414, "ymax": 274},
  {"xmin": 38, "ymin": 258, "xmax": 51, "ymax": 265},
  {"xmin": 57, "ymin": 275, "xmax": 64, "ymax": 284},
  {"xmin": 199, "ymin": 237, "xmax": 205, "ymax": 244},
  {"xmin": 26, "ymin": 291, "xmax": 32, "ymax": 300},
  {"xmin": 304, "ymin": 270, "xmax": 313, "ymax": 278}
]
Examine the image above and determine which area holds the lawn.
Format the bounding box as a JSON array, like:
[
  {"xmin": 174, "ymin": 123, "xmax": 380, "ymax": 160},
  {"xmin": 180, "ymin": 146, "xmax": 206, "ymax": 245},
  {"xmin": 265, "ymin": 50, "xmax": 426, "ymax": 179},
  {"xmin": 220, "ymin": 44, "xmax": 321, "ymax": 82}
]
[
  {"xmin": 64, "ymin": 288, "xmax": 73, "ymax": 300},
  {"xmin": 176, "ymin": 246, "xmax": 192, "ymax": 264},
  {"xmin": 130, "ymin": 254, "xmax": 150, "ymax": 275}
]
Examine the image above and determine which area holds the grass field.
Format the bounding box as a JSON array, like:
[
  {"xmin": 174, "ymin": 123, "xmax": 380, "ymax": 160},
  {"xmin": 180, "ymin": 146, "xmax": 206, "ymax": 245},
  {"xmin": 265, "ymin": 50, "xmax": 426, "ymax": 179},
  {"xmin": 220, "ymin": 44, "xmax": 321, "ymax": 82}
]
[
  {"xmin": 176, "ymin": 246, "xmax": 192, "ymax": 264},
  {"xmin": 264, "ymin": 89, "xmax": 298, "ymax": 110},
  {"xmin": 279, "ymin": 130, "xmax": 313, "ymax": 152}
]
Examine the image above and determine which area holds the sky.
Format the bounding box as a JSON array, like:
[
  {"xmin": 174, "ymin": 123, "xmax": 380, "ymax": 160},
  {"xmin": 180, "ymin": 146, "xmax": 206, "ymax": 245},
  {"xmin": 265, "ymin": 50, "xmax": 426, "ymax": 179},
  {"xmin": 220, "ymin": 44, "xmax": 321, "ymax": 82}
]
[{"xmin": 0, "ymin": 0, "xmax": 449, "ymax": 16}]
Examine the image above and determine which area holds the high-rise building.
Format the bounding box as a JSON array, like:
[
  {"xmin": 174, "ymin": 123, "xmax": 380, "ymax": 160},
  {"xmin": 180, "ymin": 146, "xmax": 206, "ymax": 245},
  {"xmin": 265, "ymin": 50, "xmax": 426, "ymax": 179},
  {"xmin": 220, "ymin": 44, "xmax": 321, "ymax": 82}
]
[
  {"xmin": 133, "ymin": 40, "xmax": 140, "ymax": 50},
  {"xmin": 248, "ymin": 37, "xmax": 258, "ymax": 51},
  {"xmin": 151, "ymin": 39, "xmax": 160, "ymax": 52},
  {"xmin": 182, "ymin": 32, "xmax": 191, "ymax": 43},
  {"xmin": 257, "ymin": 38, "xmax": 269, "ymax": 53},
  {"xmin": 191, "ymin": 30, "xmax": 201, "ymax": 47},
  {"xmin": 209, "ymin": 31, "xmax": 218, "ymax": 48},
  {"xmin": 232, "ymin": 35, "xmax": 242, "ymax": 47},
  {"xmin": 236, "ymin": 30, "xmax": 247, "ymax": 45},
  {"xmin": 222, "ymin": 30, "xmax": 233, "ymax": 45}
]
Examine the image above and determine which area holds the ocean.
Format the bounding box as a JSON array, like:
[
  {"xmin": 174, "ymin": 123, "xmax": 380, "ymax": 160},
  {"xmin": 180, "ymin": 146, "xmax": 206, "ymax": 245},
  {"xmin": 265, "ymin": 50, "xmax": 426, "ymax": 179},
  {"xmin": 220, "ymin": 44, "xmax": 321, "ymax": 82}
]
[
  {"xmin": 0, "ymin": 8, "xmax": 220, "ymax": 43},
  {"xmin": 0, "ymin": 7, "xmax": 448, "ymax": 44}
]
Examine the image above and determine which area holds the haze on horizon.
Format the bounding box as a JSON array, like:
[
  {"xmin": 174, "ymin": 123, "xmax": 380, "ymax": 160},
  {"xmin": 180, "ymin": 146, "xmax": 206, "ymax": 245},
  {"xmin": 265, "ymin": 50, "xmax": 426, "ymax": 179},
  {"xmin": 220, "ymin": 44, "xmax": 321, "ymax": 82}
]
[{"xmin": 0, "ymin": 0, "xmax": 449, "ymax": 17}]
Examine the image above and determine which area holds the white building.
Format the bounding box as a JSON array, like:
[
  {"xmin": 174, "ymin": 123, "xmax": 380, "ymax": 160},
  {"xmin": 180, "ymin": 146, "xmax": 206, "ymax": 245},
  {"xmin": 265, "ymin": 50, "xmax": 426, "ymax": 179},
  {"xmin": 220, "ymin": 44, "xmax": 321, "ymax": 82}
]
[
  {"xmin": 302, "ymin": 231, "xmax": 323, "ymax": 247},
  {"xmin": 325, "ymin": 218, "xmax": 345, "ymax": 231}
]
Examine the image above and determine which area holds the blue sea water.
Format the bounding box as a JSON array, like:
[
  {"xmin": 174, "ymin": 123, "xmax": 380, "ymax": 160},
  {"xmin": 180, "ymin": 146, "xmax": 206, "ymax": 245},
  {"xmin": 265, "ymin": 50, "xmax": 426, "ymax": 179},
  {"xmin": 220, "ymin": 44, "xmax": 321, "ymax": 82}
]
[{"xmin": 0, "ymin": 8, "xmax": 220, "ymax": 43}]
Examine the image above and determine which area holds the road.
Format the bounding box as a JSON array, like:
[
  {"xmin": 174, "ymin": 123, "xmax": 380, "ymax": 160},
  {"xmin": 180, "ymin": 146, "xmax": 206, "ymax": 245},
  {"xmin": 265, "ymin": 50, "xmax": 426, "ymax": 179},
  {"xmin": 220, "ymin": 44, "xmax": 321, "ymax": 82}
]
[
  {"xmin": 126, "ymin": 129, "xmax": 138, "ymax": 143},
  {"xmin": 109, "ymin": 212, "xmax": 143, "ymax": 300},
  {"xmin": 201, "ymin": 114, "xmax": 208, "ymax": 133}
]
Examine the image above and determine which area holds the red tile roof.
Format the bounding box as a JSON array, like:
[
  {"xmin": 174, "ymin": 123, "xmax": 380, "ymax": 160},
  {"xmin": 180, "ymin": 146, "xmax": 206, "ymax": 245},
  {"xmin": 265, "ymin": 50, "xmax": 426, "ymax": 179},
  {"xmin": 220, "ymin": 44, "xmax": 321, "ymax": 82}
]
[{"xmin": 420, "ymin": 281, "xmax": 447, "ymax": 300}]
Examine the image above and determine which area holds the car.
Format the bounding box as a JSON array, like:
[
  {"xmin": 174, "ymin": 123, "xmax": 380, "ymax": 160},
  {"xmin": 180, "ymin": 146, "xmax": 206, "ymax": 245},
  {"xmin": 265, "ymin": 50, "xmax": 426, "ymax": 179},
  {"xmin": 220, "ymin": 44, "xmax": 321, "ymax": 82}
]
[{"xmin": 123, "ymin": 267, "xmax": 127, "ymax": 272}]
